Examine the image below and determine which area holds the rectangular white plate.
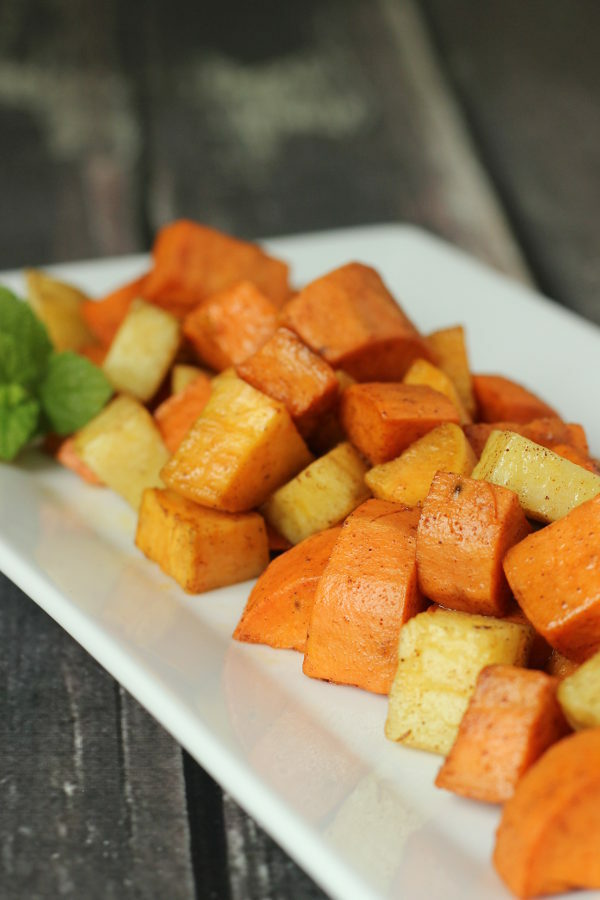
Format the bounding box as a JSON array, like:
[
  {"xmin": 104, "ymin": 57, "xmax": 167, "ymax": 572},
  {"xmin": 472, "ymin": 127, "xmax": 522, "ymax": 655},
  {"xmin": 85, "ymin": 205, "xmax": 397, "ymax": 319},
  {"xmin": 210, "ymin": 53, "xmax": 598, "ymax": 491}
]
[{"xmin": 1, "ymin": 225, "xmax": 599, "ymax": 900}]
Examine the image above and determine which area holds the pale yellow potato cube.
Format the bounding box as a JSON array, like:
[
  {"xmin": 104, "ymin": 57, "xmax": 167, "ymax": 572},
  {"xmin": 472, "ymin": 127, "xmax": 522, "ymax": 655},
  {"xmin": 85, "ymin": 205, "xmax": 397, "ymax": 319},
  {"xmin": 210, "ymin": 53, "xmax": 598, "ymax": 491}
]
[
  {"xmin": 161, "ymin": 372, "xmax": 313, "ymax": 512},
  {"xmin": 74, "ymin": 395, "xmax": 169, "ymax": 509},
  {"xmin": 427, "ymin": 325, "xmax": 476, "ymax": 419},
  {"xmin": 26, "ymin": 269, "xmax": 94, "ymax": 351},
  {"xmin": 472, "ymin": 430, "xmax": 600, "ymax": 522},
  {"xmin": 403, "ymin": 357, "xmax": 470, "ymax": 424},
  {"xmin": 365, "ymin": 423, "xmax": 476, "ymax": 505},
  {"xmin": 171, "ymin": 364, "xmax": 210, "ymax": 396},
  {"xmin": 557, "ymin": 650, "xmax": 600, "ymax": 730},
  {"xmin": 103, "ymin": 299, "xmax": 180, "ymax": 402},
  {"xmin": 260, "ymin": 442, "xmax": 371, "ymax": 544},
  {"xmin": 385, "ymin": 607, "xmax": 533, "ymax": 755},
  {"xmin": 136, "ymin": 488, "xmax": 269, "ymax": 593}
]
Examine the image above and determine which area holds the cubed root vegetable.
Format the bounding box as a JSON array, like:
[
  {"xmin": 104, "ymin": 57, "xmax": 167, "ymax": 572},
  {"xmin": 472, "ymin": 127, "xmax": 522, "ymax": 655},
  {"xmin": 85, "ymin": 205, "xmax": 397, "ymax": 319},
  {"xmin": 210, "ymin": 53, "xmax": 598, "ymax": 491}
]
[
  {"xmin": 546, "ymin": 650, "xmax": 580, "ymax": 680},
  {"xmin": 385, "ymin": 606, "xmax": 533, "ymax": 755},
  {"xmin": 281, "ymin": 262, "xmax": 431, "ymax": 381},
  {"xmin": 435, "ymin": 665, "xmax": 569, "ymax": 804},
  {"xmin": 493, "ymin": 728, "xmax": 600, "ymax": 898},
  {"xmin": 427, "ymin": 325, "xmax": 476, "ymax": 419},
  {"xmin": 233, "ymin": 527, "xmax": 341, "ymax": 651},
  {"xmin": 365, "ymin": 422, "xmax": 476, "ymax": 506},
  {"xmin": 82, "ymin": 273, "xmax": 149, "ymax": 346},
  {"xmin": 504, "ymin": 494, "xmax": 600, "ymax": 662},
  {"xmin": 26, "ymin": 269, "xmax": 95, "ymax": 352},
  {"xmin": 551, "ymin": 442, "xmax": 599, "ymax": 473},
  {"xmin": 472, "ymin": 374, "xmax": 557, "ymax": 423},
  {"xmin": 136, "ymin": 488, "xmax": 269, "ymax": 593},
  {"xmin": 236, "ymin": 327, "xmax": 339, "ymax": 436},
  {"xmin": 183, "ymin": 281, "xmax": 279, "ymax": 371},
  {"xmin": 557, "ymin": 649, "xmax": 600, "ymax": 730},
  {"xmin": 154, "ymin": 372, "xmax": 213, "ymax": 453},
  {"xmin": 417, "ymin": 472, "xmax": 531, "ymax": 617},
  {"xmin": 56, "ymin": 436, "xmax": 104, "ymax": 485},
  {"xmin": 260, "ymin": 442, "xmax": 371, "ymax": 545},
  {"xmin": 464, "ymin": 418, "xmax": 589, "ymax": 459},
  {"xmin": 303, "ymin": 500, "xmax": 423, "ymax": 695},
  {"xmin": 161, "ymin": 371, "xmax": 312, "ymax": 512},
  {"xmin": 403, "ymin": 358, "xmax": 471, "ymax": 424},
  {"xmin": 340, "ymin": 383, "xmax": 460, "ymax": 465}
]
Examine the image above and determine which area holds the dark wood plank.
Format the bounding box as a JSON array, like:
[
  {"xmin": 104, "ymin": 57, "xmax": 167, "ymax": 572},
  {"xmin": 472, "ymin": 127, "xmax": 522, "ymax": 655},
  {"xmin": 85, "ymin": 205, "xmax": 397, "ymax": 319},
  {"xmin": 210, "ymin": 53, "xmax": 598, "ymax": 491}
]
[{"xmin": 420, "ymin": 0, "xmax": 600, "ymax": 322}]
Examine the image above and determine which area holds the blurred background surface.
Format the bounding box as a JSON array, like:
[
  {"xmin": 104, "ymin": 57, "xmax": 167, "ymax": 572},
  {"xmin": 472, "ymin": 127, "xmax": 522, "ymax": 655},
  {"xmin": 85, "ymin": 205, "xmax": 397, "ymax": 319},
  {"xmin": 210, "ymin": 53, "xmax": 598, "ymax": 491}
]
[{"xmin": 1, "ymin": 1, "xmax": 599, "ymax": 898}]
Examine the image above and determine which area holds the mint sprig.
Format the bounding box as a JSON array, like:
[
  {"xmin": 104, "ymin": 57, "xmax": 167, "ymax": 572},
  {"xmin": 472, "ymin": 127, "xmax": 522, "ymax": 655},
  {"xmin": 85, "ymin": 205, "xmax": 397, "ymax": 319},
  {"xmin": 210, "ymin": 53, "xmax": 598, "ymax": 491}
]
[{"xmin": 0, "ymin": 287, "xmax": 113, "ymax": 460}]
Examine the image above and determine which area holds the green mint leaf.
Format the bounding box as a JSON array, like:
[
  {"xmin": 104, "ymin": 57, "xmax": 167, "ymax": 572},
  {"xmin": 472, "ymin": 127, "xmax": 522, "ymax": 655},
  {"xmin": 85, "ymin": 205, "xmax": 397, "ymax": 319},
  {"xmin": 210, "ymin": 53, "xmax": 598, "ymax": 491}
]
[
  {"xmin": 0, "ymin": 384, "xmax": 41, "ymax": 461},
  {"xmin": 0, "ymin": 286, "xmax": 53, "ymax": 387},
  {"xmin": 38, "ymin": 351, "xmax": 113, "ymax": 436}
]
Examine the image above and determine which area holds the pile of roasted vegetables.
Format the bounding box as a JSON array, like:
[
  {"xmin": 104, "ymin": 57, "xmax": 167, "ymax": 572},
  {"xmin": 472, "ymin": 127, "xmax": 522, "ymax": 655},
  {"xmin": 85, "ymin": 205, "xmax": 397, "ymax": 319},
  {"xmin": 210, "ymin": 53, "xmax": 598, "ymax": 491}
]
[{"xmin": 6, "ymin": 219, "xmax": 600, "ymax": 899}]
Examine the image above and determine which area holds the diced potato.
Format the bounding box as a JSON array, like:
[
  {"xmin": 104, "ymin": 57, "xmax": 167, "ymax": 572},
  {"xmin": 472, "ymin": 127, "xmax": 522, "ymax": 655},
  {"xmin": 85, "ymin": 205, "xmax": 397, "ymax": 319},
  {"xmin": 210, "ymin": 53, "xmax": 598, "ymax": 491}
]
[
  {"xmin": 557, "ymin": 650, "xmax": 600, "ymax": 730},
  {"xmin": 365, "ymin": 423, "xmax": 476, "ymax": 505},
  {"xmin": 74, "ymin": 395, "xmax": 169, "ymax": 509},
  {"xmin": 26, "ymin": 269, "xmax": 95, "ymax": 351},
  {"xmin": 161, "ymin": 372, "xmax": 313, "ymax": 512},
  {"xmin": 171, "ymin": 364, "xmax": 209, "ymax": 396},
  {"xmin": 427, "ymin": 325, "xmax": 476, "ymax": 419},
  {"xmin": 403, "ymin": 358, "xmax": 471, "ymax": 424},
  {"xmin": 261, "ymin": 442, "xmax": 371, "ymax": 545},
  {"xmin": 472, "ymin": 430, "xmax": 600, "ymax": 522},
  {"xmin": 136, "ymin": 488, "xmax": 269, "ymax": 593},
  {"xmin": 385, "ymin": 607, "xmax": 533, "ymax": 755},
  {"xmin": 103, "ymin": 299, "xmax": 180, "ymax": 402}
]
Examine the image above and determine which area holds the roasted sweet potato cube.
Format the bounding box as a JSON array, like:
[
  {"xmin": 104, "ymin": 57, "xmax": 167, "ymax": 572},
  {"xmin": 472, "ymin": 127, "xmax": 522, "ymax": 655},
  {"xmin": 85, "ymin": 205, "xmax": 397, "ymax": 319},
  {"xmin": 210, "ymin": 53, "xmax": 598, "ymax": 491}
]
[
  {"xmin": 417, "ymin": 471, "xmax": 531, "ymax": 617},
  {"xmin": 142, "ymin": 219, "xmax": 290, "ymax": 313},
  {"xmin": 552, "ymin": 442, "xmax": 599, "ymax": 473},
  {"xmin": 473, "ymin": 374, "xmax": 557, "ymax": 423},
  {"xmin": 340, "ymin": 383, "xmax": 460, "ymax": 465},
  {"xmin": 281, "ymin": 262, "xmax": 431, "ymax": 381},
  {"xmin": 435, "ymin": 665, "xmax": 570, "ymax": 803},
  {"xmin": 183, "ymin": 281, "xmax": 278, "ymax": 371},
  {"xmin": 504, "ymin": 495, "xmax": 600, "ymax": 662},
  {"xmin": 154, "ymin": 372, "xmax": 212, "ymax": 453},
  {"xmin": 233, "ymin": 527, "xmax": 341, "ymax": 652},
  {"xmin": 427, "ymin": 325, "xmax": 476, "ymax": 419},
  {"xmin": 464, "ymin": 417, "xmax": 589, "ymax": 459},
  {"xmin": 161, "ymin": 372, "xmax": 312, "ymax": 512},
  {"xmin": 82, "ymin": 274, "xmax": 149, "ymax": 346},
  {"xmin": 403, "ymin": 358, "xmax": 470, "ymax": 424},
  {"xmin": 236, "ymin": 327, "xmax": 339, "ymax": 436},
  {"xmin": 136, "ymin": 488, "xmax": 268, "ymax": 593},
  {"xmin": 303, "ymin": 500, "xmax": 424, "ymax": 695}
]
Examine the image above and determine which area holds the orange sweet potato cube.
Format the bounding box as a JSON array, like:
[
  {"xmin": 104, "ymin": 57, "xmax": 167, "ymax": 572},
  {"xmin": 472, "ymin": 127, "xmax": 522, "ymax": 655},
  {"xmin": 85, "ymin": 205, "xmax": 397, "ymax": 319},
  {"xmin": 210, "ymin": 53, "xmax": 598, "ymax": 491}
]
[
  {"xmin": 236, "ymin": 327, "xmax": 339, "ymax": 437},
  {"xmin": 281, "ymin": 262, "xmax": 431, "ymax": 381},
  {"xmin": 142, "ymin": 220, "xmax": 290, "ymax": 313},
  {"xmin": 340, "ymin": 383, "xmax": 460, "ymax": 464},
  {"xmin": 154, "ymin": 372, "xmax": 213, "ymax": 453},
  {"xmin": 464, "ymin": 418, "xmax": 589, "ymax": 459},
  {"xmin": 504, "ymin": 494, "xmax": 600, "ymax": 662},
  {"xmin": 472, "ymin": 374, "xmax": 557, "ymax": 424},
  {"xmin": 233, "ymin": 526, "xmax": 341, "ymax": 652},
  {"xmin": 135, "ymin": 488, "xmax": 269, "ymax": 593},
  {"xmin": 183, "ymin": 281, "xmax": 278, "ymax": 371},
  {"xmin": 435, "ymin": 665, "xmax": 570, "ymax": 803},
  {"xmin": 417, "ymin": 472, "xmax": 532, "ymax": 617},
  {"xmin": 303, "ymin": 499, "xmax": 424, "ymax": 694}
]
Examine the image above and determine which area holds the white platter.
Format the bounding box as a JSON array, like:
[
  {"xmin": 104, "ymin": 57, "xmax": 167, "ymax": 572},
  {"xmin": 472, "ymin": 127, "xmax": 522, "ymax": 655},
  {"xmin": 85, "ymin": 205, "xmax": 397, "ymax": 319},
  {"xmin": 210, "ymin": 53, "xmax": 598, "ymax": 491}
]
[{"xmin": 1, "ymin": 225, "xmax": 599, "ymax": 900}]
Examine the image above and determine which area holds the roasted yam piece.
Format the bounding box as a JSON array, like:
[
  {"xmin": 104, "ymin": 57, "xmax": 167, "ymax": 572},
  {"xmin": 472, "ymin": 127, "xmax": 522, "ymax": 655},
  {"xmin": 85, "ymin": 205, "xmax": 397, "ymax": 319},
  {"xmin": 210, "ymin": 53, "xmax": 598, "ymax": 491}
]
[
  {"xmin": 56, "ymin": 437, "xmax": 103, "ymax": 485},
  {"xmin": 436, "ymin": 665, "xmax": 569, "ymax": 803},
  {"xmin": 281, "ymin": 262, "xmax": 431, "ymax": 381},
  {"xmin": 136, "ymin": 488, "xmax": 268, "ymax": 593},
  {"xmin": 237, "ymin": 327, "xmax": 339, "ymax": 437},
  {"xmin": 26, "ymin": 269, "xmax": 95, "ymax": 352},
  {"xmin": 464, "ymin": 417, "xmax": 589, "ymax": 459},
  {"xmin": 417, "ymin": 472, "xmax": 531, "ymax": 617},
  {"xmin": 557, "ymin": 650, "xmax": 600, "ymax": 730},
  {"xmin": 161, "ymin": 372, "xmax": 312, "ymax": 512},
  {"xmin": 183, "ymin": 281, "xmax": 278, "ymax": 371},
  {"xmin": 260, "ymin": 442, "xmax": 370, "ymax": 545},
  {"xmin": 385, "ymin": 606, "xmax": 533, "ymax": 755},
  {"xmin": 494, "ymin": 729, "xmax": 600, "ymax": 898},
  {"xmin": 74, "ymin": 395, "xmax": 169, "ymax": 509},
  {"xmin": 142, "ymin": 219, "xmax": 290, "ymax": 312},
  {"xmin": 341, "ymin": 383, "xmax": 460, "ymax": 465},
  {"xmin": 472, "ymin": 374, "xmax": 557, "ymax": 423},
  {"xmin": 82, "ymin": 274, "xmax": 149, "ymax": 346},
  {"xmin": 233, "ymin": 527, "xmax": 341, "ymax": 651},
  {"xmin": 504, "ymin": 494, "xmax": 600, "ymax": 662},
  {"xmin": 427, "ymin": 325, "xmax": 476, "ymax": 419},
  {"xmin": 303, "ymin": 500, "xmax": 423, "ymax": 695},
  {"xmin": 365, "ymin": 422, "xmax": 475, "ymax": 506},
  {"xmin": 154, "ymin": 372, "xmax": 213, "ymax": 454}
]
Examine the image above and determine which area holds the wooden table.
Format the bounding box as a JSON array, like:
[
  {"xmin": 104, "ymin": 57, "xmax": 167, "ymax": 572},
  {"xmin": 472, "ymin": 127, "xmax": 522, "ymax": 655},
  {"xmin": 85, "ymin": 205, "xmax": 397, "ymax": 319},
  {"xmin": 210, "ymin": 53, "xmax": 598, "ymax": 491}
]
[{"xmin": 1, "ymin": 1, "xmax": 598, "ymax": 896}]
